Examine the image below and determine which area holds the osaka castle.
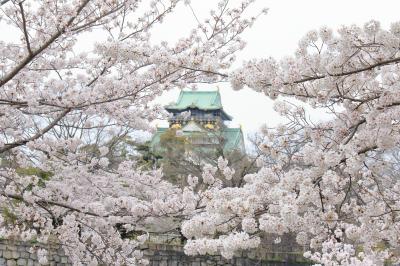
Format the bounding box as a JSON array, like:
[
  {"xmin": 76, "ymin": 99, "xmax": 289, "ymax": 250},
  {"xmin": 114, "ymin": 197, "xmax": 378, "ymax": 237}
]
[{"xmin": 150, "ymin": 90, "xmax": 245, "ymax": 155}]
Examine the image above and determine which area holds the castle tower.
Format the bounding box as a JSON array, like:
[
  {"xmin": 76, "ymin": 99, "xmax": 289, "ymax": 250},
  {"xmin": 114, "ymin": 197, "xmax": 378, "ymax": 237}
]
[{"xmin": 150, "ymin": 90, "xmax": 245, "ymax": 154}]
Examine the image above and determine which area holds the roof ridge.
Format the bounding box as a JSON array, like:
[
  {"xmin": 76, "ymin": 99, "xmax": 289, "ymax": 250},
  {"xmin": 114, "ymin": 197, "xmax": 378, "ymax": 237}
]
[
  {"xmin": 165, "ymin": 90, "xmax": 232, "ymax": 119},
  {"xmin": 181, "ymin": 90, "xmax": 219, "ymax": 93},
  {"xmin": 211, "ymin": 91, "xmax": 217, "ymax": 106}
]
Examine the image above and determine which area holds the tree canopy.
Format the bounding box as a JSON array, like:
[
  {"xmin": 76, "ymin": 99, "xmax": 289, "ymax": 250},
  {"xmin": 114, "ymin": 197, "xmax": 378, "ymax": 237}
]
[{"xmin": 1, "ymin": 0, "xmax": 400, "ymax": 265}]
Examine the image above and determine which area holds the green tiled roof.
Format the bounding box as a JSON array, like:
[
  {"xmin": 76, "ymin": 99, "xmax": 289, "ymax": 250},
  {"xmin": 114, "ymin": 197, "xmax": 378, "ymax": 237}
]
[
  {"xmin": 150, "ymin": 90, "xmax": 244, "ymax": 154},
  {"xmin": 149, "ymin": 127, "xmax": 168, "ymax": 149},
  {"xmin": 223, "ymin": 127, "xmax": 245, "ymax": 152},
  {"xmin": 165, "ymin": 90, "xmax": 222, "ymax": 110}
]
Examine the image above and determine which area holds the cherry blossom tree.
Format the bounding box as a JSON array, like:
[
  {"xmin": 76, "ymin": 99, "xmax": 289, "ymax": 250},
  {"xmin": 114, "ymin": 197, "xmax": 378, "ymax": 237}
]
[
  {"xmin": 0, "ymin": 0, "xmax": 265, "ymax": 264},
  {"xmin": 183, "ymin": 21, "xmax": 400, "ymax": 265},
  {"xmin": 4, "ymin": 0, "xmax": 400, "ymax": 265}
]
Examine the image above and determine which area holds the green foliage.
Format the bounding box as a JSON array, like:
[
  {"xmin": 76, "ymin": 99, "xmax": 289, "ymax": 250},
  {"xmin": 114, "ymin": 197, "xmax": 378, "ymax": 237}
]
[
  {"xmin": 159, "ymin": 129, "xmax": 187, "ymax": 152},
  {"xmin": 135, "ymin": 142, "xmax": 162, "ymax": 169},
  {"xmin": 2, "ymin": 207, "xmax": 17, "ymax": 225},
  {"xmin": 16, "ymin": 167, "xmax": 53, "ymax": 188},
  {"xmin": 146, "ymin": 127, "xmax": 255, "ymax": 187}
]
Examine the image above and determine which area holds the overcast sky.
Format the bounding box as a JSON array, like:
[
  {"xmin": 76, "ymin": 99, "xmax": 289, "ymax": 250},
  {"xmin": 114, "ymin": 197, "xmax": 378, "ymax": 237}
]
[
  {"xmin": 2, "ymin": 0, "xmax": 399, "ymax": 141},
  {"xmin": 152, "ymin": 0, "xmax": 400, "ymax": 139}
]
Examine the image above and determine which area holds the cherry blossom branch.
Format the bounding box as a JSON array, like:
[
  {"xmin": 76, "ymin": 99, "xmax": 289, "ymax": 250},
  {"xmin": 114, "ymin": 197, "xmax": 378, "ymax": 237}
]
[
  {"xmin": 0, "ymin": 0, "xmax": 9, "ymax": 6},
  {"xmin": 0, "ymin": 108, "xmax": 71, "ymax": 153},
  {"xmin": 1, "ymin": 192, "xmax": 103, "ymax": 217},
  {"xmin": 18, "ymin": 2, "xmax": 32, "ymax": 55},
  {"xmin": 0, "ymin": 0, "xmax": 90, "ymax": 88},
  {"xmin": 259, "ymin": 56, "xmax": 400, "ymax": 90}
]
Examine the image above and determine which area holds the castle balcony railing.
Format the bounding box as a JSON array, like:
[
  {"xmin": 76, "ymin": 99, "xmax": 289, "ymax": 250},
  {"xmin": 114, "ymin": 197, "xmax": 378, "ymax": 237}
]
[{"xmin": 168, "ymin": 115, "xmax": 219, "ymax": 124}]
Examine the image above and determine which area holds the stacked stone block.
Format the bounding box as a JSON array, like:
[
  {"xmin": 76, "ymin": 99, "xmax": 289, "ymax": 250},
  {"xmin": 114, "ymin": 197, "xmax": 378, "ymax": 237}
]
[
  {"xmin": 1, "ymin": 239, "xmax": 309, "ymax": 266},
  {"xmin": 0, "ymin": 240, "xmax": 70, "ymax": 266}
]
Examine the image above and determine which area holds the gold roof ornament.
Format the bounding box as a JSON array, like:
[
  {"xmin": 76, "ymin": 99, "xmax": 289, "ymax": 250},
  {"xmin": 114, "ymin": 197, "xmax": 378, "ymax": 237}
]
[
  {"xmin": 204, "ymin": 123, "xmax": 214, "ymax": 130},
  {"xmin": 171, "ymin": 123, "xmax": 181, "ymax": 129}
]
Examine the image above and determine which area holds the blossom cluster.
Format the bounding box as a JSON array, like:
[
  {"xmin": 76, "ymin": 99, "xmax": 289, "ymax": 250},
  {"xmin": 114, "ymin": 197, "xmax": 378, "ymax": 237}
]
[
  {"xmin": 184, "ymin": 21, "xmax": 400, "ymax": 265},
  {"xmin": 0, "ymin": 0, "xmax": 264, "ymax": 265}
]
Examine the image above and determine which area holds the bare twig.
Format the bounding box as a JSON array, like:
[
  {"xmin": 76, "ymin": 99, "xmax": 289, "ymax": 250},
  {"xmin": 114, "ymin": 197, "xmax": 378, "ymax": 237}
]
[
  {"xmin": 0, "ymin": 108, "xmax": 71, "ymax": 153},
  {"xmin": 18, "ymin": 2, "xmax": 32, "ymax": 55}
]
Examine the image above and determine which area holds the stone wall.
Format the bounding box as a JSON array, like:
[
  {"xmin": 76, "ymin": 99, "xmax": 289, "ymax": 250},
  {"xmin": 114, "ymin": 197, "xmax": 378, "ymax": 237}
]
[
  {"xmin": 0, "ymin": 239, "xmax": 69, "ymax": 266},
  {"xmin": 0, "ymin": 239, "xmax": 310, "ymax": 266},
  {"xmin": 142, "ymin": 243, "xmax": 309, "ymax": 266}
]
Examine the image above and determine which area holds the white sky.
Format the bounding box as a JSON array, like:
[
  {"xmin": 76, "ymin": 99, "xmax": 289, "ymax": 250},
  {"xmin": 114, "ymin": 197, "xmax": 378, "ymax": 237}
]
[
  {"xmin": 2, "ymin": 0, "xmax": 399, "ymax": 141},
  {"xmin": 151, "ymin": 0, "xmax": 400, "ymax": 139}
]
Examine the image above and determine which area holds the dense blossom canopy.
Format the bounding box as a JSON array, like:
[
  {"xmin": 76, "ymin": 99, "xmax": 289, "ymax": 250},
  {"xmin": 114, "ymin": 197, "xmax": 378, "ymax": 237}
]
[
  {"xmin": 2, "ymin": 0, "xmax": 400, "ymax": 265},
  {"xmin": 183, "ymin": 20, "xmax": 400, "ymax": 266},
  {"xmin": 0, "ymin": 0, "xmax": 263, "ymax": 264}
]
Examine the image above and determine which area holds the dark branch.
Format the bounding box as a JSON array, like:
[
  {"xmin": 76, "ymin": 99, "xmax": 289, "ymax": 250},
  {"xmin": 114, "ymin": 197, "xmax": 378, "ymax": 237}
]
[
  {"xmin": 18, "ymin": 2, "xmax": 32, "ymax": 55},
  {"xmin": 0, "ymin": 108, "xmax": 71, "ymax": 153}
]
